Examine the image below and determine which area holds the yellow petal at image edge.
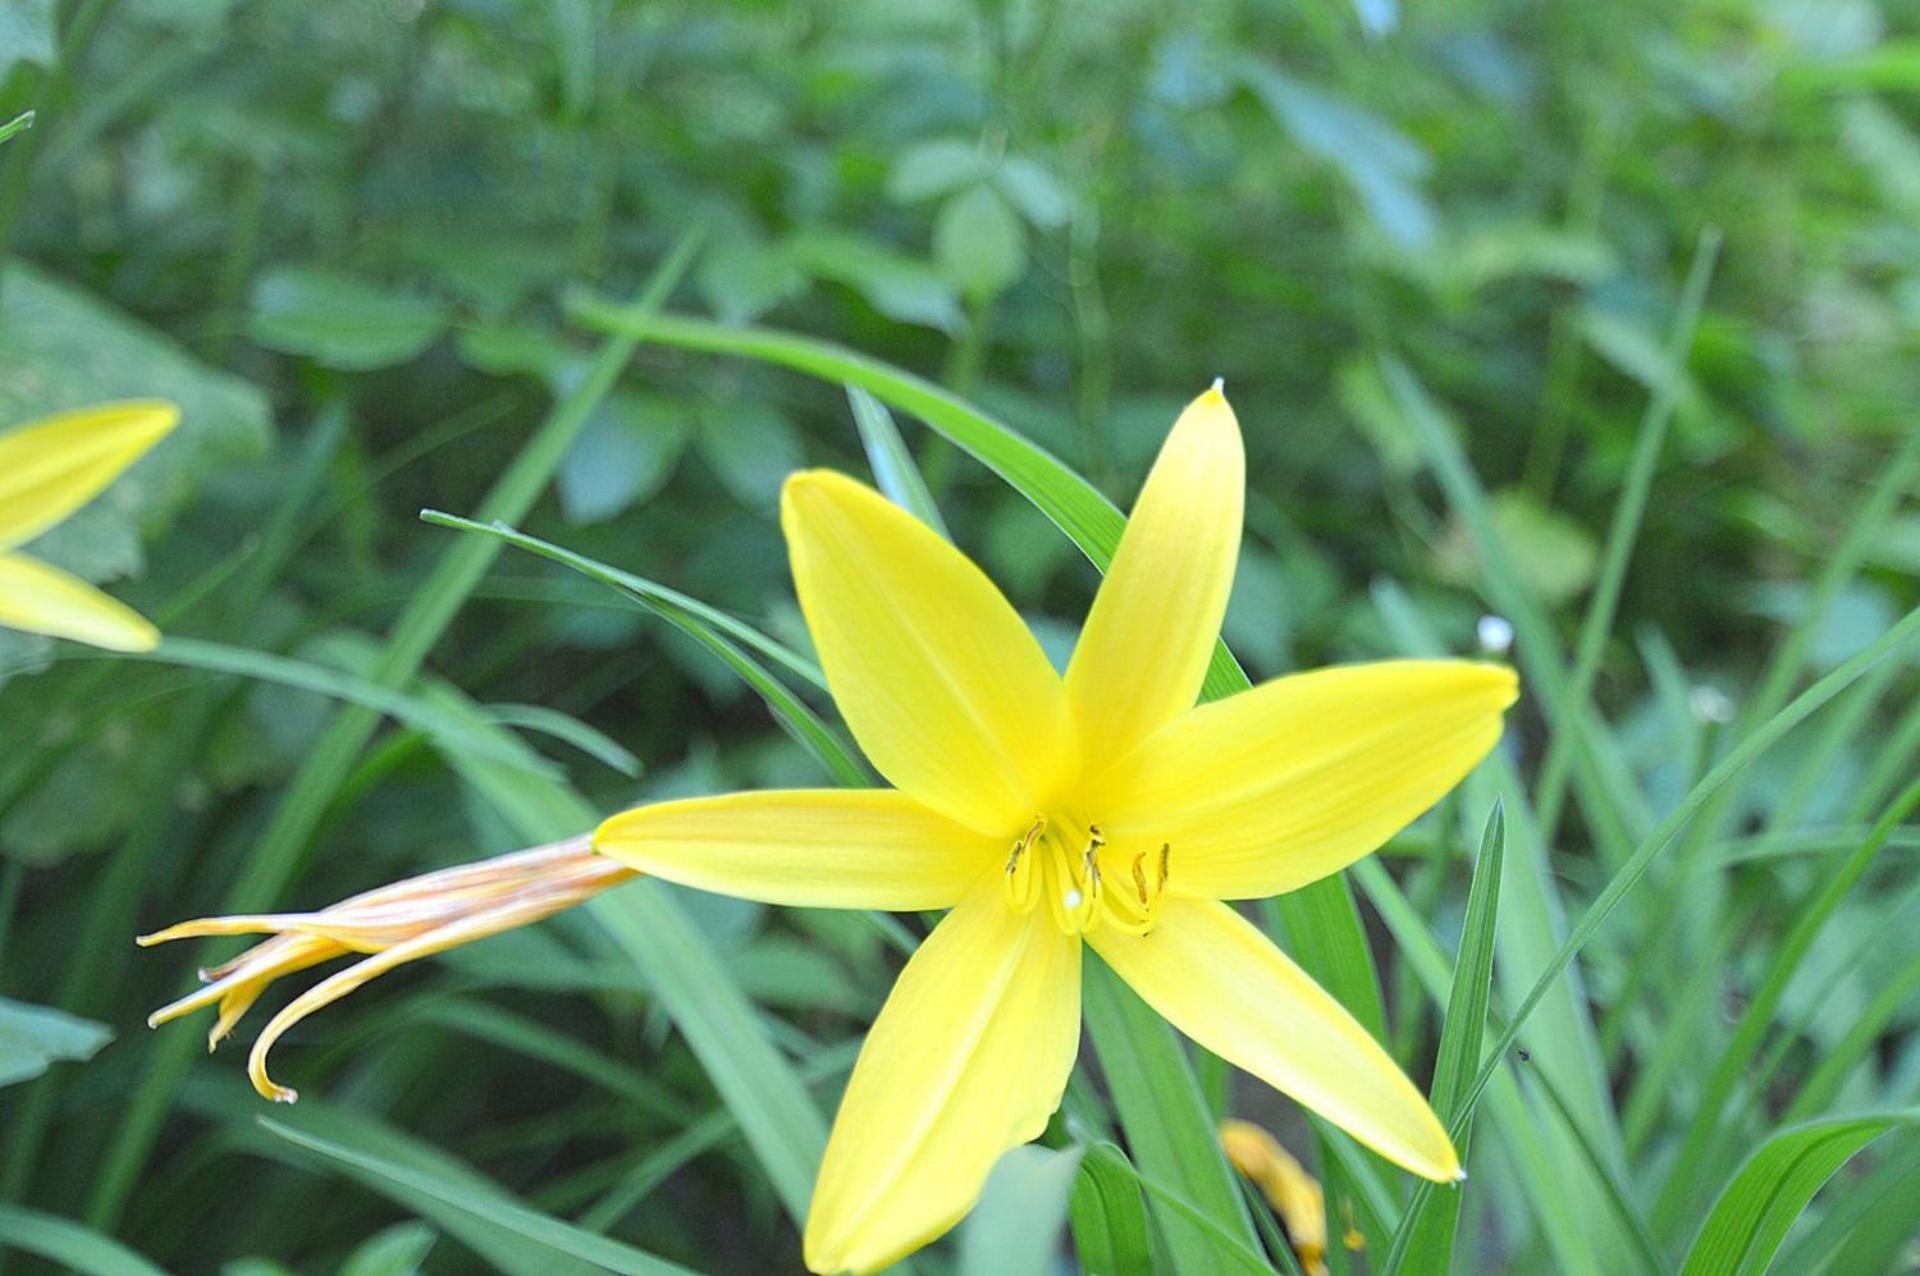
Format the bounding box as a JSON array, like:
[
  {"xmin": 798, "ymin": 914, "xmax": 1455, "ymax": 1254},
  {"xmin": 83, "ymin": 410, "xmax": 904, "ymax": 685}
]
[
  {"xmin": 0, "ymin": 552, "xmax": 160, "ymax": 652},
  {"xmin": 1065, "ymin": 383, "xmax": 1244, "ymax": 759},
  {"xmin": 0, "ymin": 400, "xmax": 180, "ymax": 550},
  {"xmin": 1089, "ymin": 660, "xmax": 1518, "ymax": 900},
  {"xmin": 593, "ymin": 789, "xmax": 1000, "ymax": 911},
  {"xmin": 1091, "ymin": 897, "xmax": 1460, "ymax": 1183},
  {"xmin": 782, "ymin": 470, "xmax": 1075, "ymax": 835},
  {"xmin": 804, "ymin": 882, "xmax": 1081, "ymax": 1275}
]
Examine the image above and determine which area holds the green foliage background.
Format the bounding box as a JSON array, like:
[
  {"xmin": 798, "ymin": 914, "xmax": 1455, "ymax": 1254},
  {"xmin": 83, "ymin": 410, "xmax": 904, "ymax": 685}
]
[{"xmin": 2, "ymin": 0, "xmax": 1918, "ymax": 1272}]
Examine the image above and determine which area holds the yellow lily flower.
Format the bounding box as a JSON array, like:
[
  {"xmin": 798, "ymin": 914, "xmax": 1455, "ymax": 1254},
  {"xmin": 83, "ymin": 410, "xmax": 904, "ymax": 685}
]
[
  {"xmin": 0, "ymin": 400, "xmax": 181, "ymax": 652},
  {"xmin": 601, "ymin": 384, "xmax": 1512, "ymax": 1272},
  {"xmin": 143, "ymin": 384, "xmax": 1514, "ymax": 1275}
]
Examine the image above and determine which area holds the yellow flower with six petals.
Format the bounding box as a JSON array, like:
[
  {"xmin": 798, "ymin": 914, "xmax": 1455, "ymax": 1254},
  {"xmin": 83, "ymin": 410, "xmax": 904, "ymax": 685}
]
[
  {"xmin": 595, "ymin": 384, "xmax": 1516, "ymax": 1272},
  {"xmin": 0, "ymin": 401, "xmax": 180, "ymax": 652},
  {"xmin": 142, "ymin": 383, "xmax": 1515, "ymax": 1275}
]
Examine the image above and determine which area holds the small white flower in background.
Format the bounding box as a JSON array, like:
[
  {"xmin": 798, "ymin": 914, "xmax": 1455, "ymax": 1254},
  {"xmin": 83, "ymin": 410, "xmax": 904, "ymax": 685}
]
[
  {"xmin": 1476, "ymin": 614, "xmax": 1515, "ymax": 657},
  {"xmin": 1689, "ymin": 685, "xmax": 1736, "ymax": 725}
]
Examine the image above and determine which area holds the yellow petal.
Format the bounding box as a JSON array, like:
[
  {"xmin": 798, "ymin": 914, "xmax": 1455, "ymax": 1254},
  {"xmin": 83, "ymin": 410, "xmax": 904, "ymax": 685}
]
[
  {"xmin": 0, "ymin": 551, "xmax": 160, "ymax": 652},
  {"xmin": 782, "ymin": 470, "xmax": 1073, "ymax": 835},
  {"xmin": 1093, "ymin": 898, "xmax": 1459, "ymax": 1182},
  {"xmin": 1087, "ymin": 660, "xmax": 1516, "ymax": 900},
  {"xmin": 805, "ymin": 882, "xmax": 1080, "ymax": 1274},
  {"xmin": 0, "ymin": 401, "xmax": 179, "ymax": 550},
  {"xmin": 1066, "ymin": 384, "xmax": 1243, "ymax": 761},
  {"xmin": 593, "ymin": 789, "xmax": 997, "ymax": 910}
]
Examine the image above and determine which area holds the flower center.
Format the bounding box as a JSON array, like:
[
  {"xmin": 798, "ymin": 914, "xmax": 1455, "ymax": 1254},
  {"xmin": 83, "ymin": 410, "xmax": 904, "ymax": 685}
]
[{"xmin": 1001, "ymin": 812, "xmax": 1169, "ymax": 936}]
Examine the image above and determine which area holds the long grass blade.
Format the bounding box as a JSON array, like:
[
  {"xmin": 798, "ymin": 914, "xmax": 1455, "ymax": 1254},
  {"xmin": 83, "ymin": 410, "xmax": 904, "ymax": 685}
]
[
  {"xmin": 1677, "ymin": 1110, "xmax": 1918, "ymax": 1276},
  {"xmin": 0, "ymin": 1204, "xmax": 166, "ymax": 1276},
  {"xmin": 259, "ymin": 1118, "xmax": 698, "ymax": 1275},
  {"xmin": 1387, "ymin": 802, "xmax": 1505, "ymax": 1272}
]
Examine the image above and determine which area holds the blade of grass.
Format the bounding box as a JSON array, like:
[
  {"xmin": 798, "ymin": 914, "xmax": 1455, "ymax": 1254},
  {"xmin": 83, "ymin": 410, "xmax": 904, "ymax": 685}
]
[
  {"xmin": 1770, "ymin": 1127, "xmax": 1920, "ymax": 1274},
  {"xmin": 1389, "ymin": 803, "xmax": 1505, "ymax": 1272},
  {"xmin": 419, "ymin": 510, "xmax": 827, "ymax": 691},
  {"xmin": 480, "ymin": 702, "xmax": 641, "ymax": 776},
  {"xmin": 1677, "ymin": 1110, "xmax": 1918, "ymax": 1276},
  {"xmin": 848, "ymin": 385, "xmax": 949, "ymax": 536},
  {"xmin": 185, "ymin": 1075, "xmax": 598, "ymax": 1276},
  {"xmin": 1782, "ymin": 950, "xmax": 1920, "ymax": 1125},
  {"xmin": 88, "ymin": 232, "xmax": 701, "ymax": 1230},
  {"xmin": 420, "ymin": 513, "xmax": 865, "ymax": 786},
  {"xmin": 259, "ymin": 1118, "xmax": 698, "ymax": 1276},
  {"xmin": 563, "ymin": 1041, "xmax": 861, "ymax": 1230},
  {"xmin": 0, "ymin": 1204, "xmax": 166, "ymax": 1276},
  {"xmin": 1068, "ymin": 1142, "xmax": 1156, "ymax": 1276}
]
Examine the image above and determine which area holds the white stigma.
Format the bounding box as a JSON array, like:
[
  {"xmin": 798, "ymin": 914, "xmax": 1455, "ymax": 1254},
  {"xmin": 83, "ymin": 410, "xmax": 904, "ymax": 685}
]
[{"xmin": 1063, "ymin": 888, "xmax": 1084, "ymax": 909}]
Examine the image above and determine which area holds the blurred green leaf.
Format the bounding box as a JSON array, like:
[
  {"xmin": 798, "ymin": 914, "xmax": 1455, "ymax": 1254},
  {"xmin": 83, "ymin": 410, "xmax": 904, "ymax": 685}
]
[
  {"xmin": 0, "ymin": 0, "xmax": 54, "ymax": 74},
  {"xmin": 697, "ymin": 235, "xmax": 808, "ymax": 324},
  {"xmin": 887, "ymin": 137, "xmax": 985, "ymax": 203},
  {"xmin": 0, "ymin": 998, "xmax": 111, "ymax": 1087},
  {"xmin": 697, "ymin": 399, "xmax": 804, "ymax": 507},
  {"xmin": 248, "ymin": 268, "xmax": 451, "ymax": 370},
  {"xmin": 935, "ymin": 184, "xmax": 1027, "ymax": 300},
  {"xmin": 557, "ymin": 393, "xmax": 690, "ymax": 524},
  {"xmin": 785, "ymin": 231, "xmax": 962, "ymax": 334},
  {"xmin": 1435, "ymin": 491, "xmax": 1599, "ymax": 606},
  {"xmin": 994, "ymin": 156, "xmax": 1072, "ymax": 230},
  {"xmin": 1238, "ymin": 60, "xmax": 1436, "ymax": 249}
]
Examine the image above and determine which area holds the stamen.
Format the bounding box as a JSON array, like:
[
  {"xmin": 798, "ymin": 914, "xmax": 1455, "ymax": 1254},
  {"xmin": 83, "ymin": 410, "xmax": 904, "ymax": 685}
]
[{"xmin": 1002, "ymin": 817, "xmax": 1044, "ymax": 914}]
